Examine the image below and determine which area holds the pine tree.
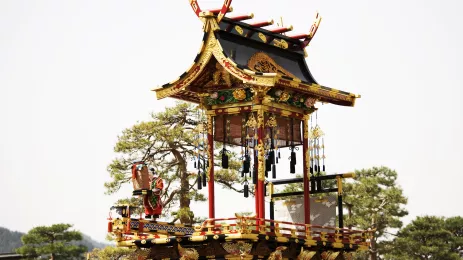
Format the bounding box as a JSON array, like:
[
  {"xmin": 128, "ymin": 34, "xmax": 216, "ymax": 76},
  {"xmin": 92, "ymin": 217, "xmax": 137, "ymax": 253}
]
[
  {"xmin": 343, "ymin": 166, "xmax": 408, "ymax": 260},
  {"xmin": 384, "ymin": 216, "xmax": 462, "ymax": 260},
  {"xmin": 16, "ymin": 224, "xmax": 87, "ymax": 259},
  {"xmin": 106, "ymin": 102, "xmax": 243, "ymax": 224}
]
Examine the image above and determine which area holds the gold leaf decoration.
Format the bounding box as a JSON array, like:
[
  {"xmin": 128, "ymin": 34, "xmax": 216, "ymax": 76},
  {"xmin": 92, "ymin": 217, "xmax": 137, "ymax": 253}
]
[
  {"xmin": 247, "ymin": 52, "xmax": 297, "ymax": 79},
  {"xmin": 279, "ymin": 92, "xmax": 290, "ymax": 102},
  {"xmin": 232, "ymin": 89, "xmax": 246, "ymax": 100}
]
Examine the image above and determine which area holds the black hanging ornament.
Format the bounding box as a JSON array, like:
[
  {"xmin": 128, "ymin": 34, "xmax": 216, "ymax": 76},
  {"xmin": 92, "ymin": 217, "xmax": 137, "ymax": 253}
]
[
  {"xmin": 222, "ymin": 115, "xmax": 229, "ymax": 169},
  {"xmin": 202, "ymin": 170, "xmax": 207, "ymax": 187},
  {"xmin": 272, "ymin": 165, "xmax": 276, "ymax": 179},
  {"xmin": 290, "ymin": 161, "xmax": 296, "ymax": 174},
  {"xmin": 290, "ymin": 150, "xmax": 296, "ymax": 164},
  {"xmin": 322, "ymin": 137, "xmax": 325, "ymax": 172},
  {"xmin": 289, "ymin": 118, "xmax": 296, "ymax": 174},
  {"xmin": 243, "ymin": 179, "xmax": 249, "ymax": 198},
  {"xmin": 243, "ymin": 154, "xmax": 250, "ymax": 173},
  {"xmin": 265, "ymin": 156, "xmax": 271, "ymax": 177},
  {"xmin": 197, "ymin": 172, "xmax": 202, "ymax": 190},
  {"xmin": 194, "ymin": 160, "xmax": 197, "ymax": 169}
]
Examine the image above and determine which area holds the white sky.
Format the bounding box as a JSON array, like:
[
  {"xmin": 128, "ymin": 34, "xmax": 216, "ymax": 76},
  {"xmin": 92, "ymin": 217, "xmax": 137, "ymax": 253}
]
[{"xmin": 1, "ymin": 0, "xmax": 462, "ymax": 243}]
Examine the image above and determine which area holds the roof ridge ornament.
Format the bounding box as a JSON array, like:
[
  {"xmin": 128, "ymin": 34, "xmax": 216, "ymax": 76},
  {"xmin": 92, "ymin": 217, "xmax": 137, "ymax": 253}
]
[{"xmin": 189, "ymin": 0, "xmax": 232, "ymax": 23}]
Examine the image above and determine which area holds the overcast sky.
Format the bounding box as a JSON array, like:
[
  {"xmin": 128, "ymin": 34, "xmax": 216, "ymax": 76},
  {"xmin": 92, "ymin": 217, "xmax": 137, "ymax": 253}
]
[{"xmin": 1, "ymin": 0, "xmax": 462, "ymax": 242}]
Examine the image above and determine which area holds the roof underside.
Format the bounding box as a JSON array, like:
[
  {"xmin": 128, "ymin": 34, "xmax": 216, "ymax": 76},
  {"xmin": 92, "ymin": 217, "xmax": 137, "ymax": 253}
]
[{"xmin": 216, "ymin": 30, "xmax": 317, "ymax": 84}]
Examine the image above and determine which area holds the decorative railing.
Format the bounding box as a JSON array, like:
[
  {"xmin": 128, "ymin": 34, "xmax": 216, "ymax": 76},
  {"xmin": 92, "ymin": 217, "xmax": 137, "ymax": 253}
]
[{"xmin": 197, "ymin": 216, "xmax": 372, "ymax": 247}]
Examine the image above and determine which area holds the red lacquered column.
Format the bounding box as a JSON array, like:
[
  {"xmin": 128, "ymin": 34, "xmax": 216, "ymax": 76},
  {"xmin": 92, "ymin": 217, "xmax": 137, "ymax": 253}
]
[{"xmin": 207, "ymin": 114, "xmax": 215, "ymax": 219}]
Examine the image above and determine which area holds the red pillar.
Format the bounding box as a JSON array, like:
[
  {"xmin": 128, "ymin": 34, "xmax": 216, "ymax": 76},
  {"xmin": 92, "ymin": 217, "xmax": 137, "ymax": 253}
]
[
  {"xmin": 257, "ymin": 109, "xmax": 265, "ymax": 220},
  {"xmin": 207, "ymin": 115, "xmax": 215, "ymax": 219},
  {"xmin": 303, "ymin": 114, "xmax": 311, "ymax": 224}
]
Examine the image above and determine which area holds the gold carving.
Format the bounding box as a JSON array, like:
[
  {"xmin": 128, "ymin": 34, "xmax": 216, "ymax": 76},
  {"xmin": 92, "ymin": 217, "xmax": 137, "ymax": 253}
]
[
  {"xmin": 262, "ymin": 95, "xmax": 274, "ymax": 104},
  {"xmin": 321, "ymin": 251, "xmax": 340, "ymax": 260},
  {"xmin": 343, "ymin": 252, "xmax": 354, "ymax": 260},
  {"xmin": 268, "ymin": 246, "xmax": 287, "ymax": 260},
  {"xmin": 222, "ymin": 241, "xmax": 253, "ymax": 256},
  {"xmin": 258, "ymin": 32, "xmax": 267, "ymax": 43},
  {"xmin": 303, "ymin": 114, "xmax": 309, "ymax": 139},
  {"xmin": 279, "ymin": 92, "xmax": 290, "ymax": 102},
  {"xmin": 207, "ymin": 115, "xmax": 213, "ymax": 135},
  {"xmin": 247, "ymin": 52, "xmax": 297, "ymax": 78},
  {"xmin": 245, "ymin": 113, "xmax": 257, "ymax": 128},
  {"xmin": 224, "ymin": 107, "xmax": 241, "ymax": 113},
  {"xmin": 273, "ymin": 39, "xmax": 288, "ymax": 49},
  {"xmin": 213, "ymin": 62, "xmax": 232, "ymax": 86},
  {"xmin": 304, "ymin": 97, "xmax": 317, "ymax": 107},
  {"xmin": 297, "ymin": 250, "xmax": 316, "ymax": 260},
  {"xmin": 257, "ymin": 109, "xmax": 264, "ymax": 128},
  {"xmin": 235, "ymin": 25, "xmax": 243, "ymax": 35},
  {"xmin": 265, "ymin": 114, "xmax": 277, "ymax": 128},
  {"xmin": 178, "ymin": 244, "xmax": 199, "ymax": 260},
  {"xmin": 232, "ymin": 89, "xmax": 246, "ymax": 100},
  {"xmin": 257, "ymin": 140, "xmax": 265, "ymax": 181}
]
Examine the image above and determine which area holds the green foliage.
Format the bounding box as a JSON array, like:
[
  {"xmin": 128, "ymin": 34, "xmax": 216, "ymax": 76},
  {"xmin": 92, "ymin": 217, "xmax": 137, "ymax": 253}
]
[
  {"xmin": 344, "ymin": 166, "xmax": 408, "ymax": 233},
  {"xmin": 344, "ymin": 166, "xmax": 408, "ymax": 260},
  {"xmin": 107, "ymin": 102, "xmax": 244, "ymax": 223},
  {"xmin": 383, "ymin": 216, "xmax": 463, "ymax": 260},
  {"xmin": 88, "ymin": 246, "xmax": 137, "ymax": 260},
  {"xmin": 16, "ymin": 224, "xmax": 87, "ymax": 259}
]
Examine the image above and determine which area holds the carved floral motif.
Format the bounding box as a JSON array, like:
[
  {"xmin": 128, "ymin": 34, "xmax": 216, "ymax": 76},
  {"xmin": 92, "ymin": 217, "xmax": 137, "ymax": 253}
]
[{"xmin": 232, "ymin": 89, "xmax": 246, "ymax": 100}]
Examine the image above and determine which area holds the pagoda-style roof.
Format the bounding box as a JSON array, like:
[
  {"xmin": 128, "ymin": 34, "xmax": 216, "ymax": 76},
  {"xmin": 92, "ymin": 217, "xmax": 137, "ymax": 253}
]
[{"xmin": 153, "ymin": 2, "xmax": 359, "ymax": 108}]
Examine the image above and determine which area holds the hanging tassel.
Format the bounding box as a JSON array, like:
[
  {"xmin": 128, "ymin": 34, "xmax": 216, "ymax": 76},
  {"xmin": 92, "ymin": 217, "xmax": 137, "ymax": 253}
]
[
  {"xmin": 290, "ymin": 162, "xmax": 295, "ymax": 174},
  {"xmin": 265, "ymin": 157, "xmax": 271, "ymax": 173},
  {"xmin": 194, "ymin": 160, "xmax": 197, "ymax": 169},
  {"xmin": 197, "ymin": 173, "xmax": 202, "ymax": 190},
  {"xmin": 278, "ymin": 150, "xmax": 281, "ymax": 159},
  {"xmin": 276, "ymin": 156, "xmax": 279, "ymax": 164},
  {"xmin": 222, "ymin": 150, "xmax": 229, "ymax": 169},
  {"xmin": 202, "ymin": 172, "xmax": 207, "ymax": 187},
  {"xmin": 243, "ymin": 155, "xmax": 250, "ymax": 173},
  {"xmin": 291, "ymin": 150, "xmax": 296, "ymax": 165},
  {"xmin": 244, "ymin": 180, "xmax": 249, "ymax": 198},
  {"xmin": 272, "ymin": 165, "xmax": 276, "ymax": 179},
  {"xmin": 269, "ymin": 150, "xmax": 275, "ymax": 164},
  {"xmin": 322, "ymin": 138, "xmax": 325, "ymax": 172}
]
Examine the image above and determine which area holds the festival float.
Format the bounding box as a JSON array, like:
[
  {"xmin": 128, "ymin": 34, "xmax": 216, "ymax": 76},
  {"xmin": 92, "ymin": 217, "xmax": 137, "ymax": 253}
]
[{"xmin": 107, "ymin": 1, "xmax": 372, "ymax": 259}]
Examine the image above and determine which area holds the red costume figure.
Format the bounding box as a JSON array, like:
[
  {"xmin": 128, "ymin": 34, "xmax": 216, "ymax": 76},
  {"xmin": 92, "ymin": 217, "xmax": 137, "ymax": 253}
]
[{"xmin": 144, "ymin": 168, "xmax": 164, "ymax": 219}]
